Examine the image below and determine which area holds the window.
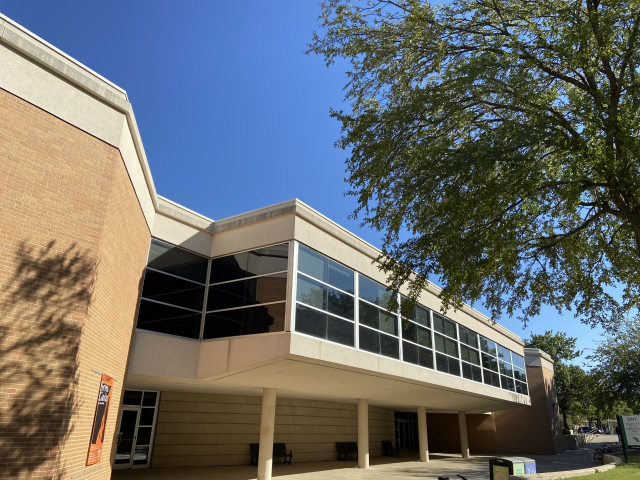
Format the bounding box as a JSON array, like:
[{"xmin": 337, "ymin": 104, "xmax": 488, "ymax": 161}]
[
  {"xmin": 294, "ymin": 245, "xmax": 355, "ymax": 347},
  {"xmin": 400, "ymin": 300, "xmax": 433, "ymax": 369},
  {"xmin": 203, "ymin": 243, "xmax": 289, "ymax": 340},
  {"xmin": 358, "ymin": 275, "xmax": 399, "ymax": 359},
  {"xmin": 136, "ymin": 239, "xmax": 208, "ymax": 339}
]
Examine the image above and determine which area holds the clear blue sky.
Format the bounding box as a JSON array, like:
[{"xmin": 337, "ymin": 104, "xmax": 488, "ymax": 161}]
[{"xmin": 0, "ymin": 0, "xmax": 606, "ymax": 361}]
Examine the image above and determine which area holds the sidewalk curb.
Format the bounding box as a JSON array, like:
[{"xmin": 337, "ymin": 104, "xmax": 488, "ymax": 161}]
[{"xmin": 508, "ymin": 464, "xmax": 616, "ymax": 479}]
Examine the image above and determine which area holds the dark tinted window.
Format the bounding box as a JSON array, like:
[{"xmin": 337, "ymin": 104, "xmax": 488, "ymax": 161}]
[
  {"xmin": 123, "ymin": 390, "xmax": 142, "ymax": 406},
  {"xmin": 359, "ymin": 301, "xmax": 397, "ymax": 336},
  {"xmin": 462, "ymin": 363, "xmax": 482, "ymax": 382},
  {"xmin": 210, "ymin": 243, "xmax": 289, "ymax": 284},
  {"xmin": 203, "ymin": 303, "xmax": 285, "ymax": 339},
  {"xmin": 402, "ymin": 322, "xmax": 432, "ymax": 349},
  {"xmin": 512, "ymin": 353, "xmax": 525, "ymax": 369},
  {"xmin": 436, "ymin": 353, "xmax": 460, "ymax": 376},
  {"xmin": 403, "ymin": 341, "xmax": 434, "ymax": 369},
  {"xmin": 461, "ymin": 345, "xmax": 480, "ymax": 365},
  {"xmin": 483, "ymin": 369, "xmax": 501, "ymax": 387},
  {"xmin": 359, "ymin": 275, "xmax": 394, "ymax": 309},
  {"xmin": 433, "ymin": 313, "xmax": 457, "ymax": 339},
  {"xmin": 297, "ymin": 274, "xmax": 354, "ymax": 320},
  {"xmin": 499, "ymin": 360, "xmax": 513, "ymax": 376},
  {"xmin": 298, "ymin": 245, "xmax": 353, "ymax": 293},
  {"xmin": 458, "ymin": 325, "xmax": 478, "ymax": 348},
  {"xmin": 147, "ymin": 239, "xmax": 208, "ymax": 283},
  {"xmin": 501, "ymin": 375, "xmax": 515, "ymax": 391},
  {"xmin": 513, "ymin": 366, "xmax": 527, "ymax": 382},
  {"xmin": 141, "ymin": 270, "xmax": 205, "ymax": 311},
  {"xmin": 207, "ymin": 274, "xmax": 286, "ymax": 310},
  {"xmin": 479, "ymin": 336, "xmax": 497, "ymax": 354},
  {"xmin": 482, "ymin": 353, "xmax": 498, "ymax": 372},
  {"xmin": 359, "ymin": 326, "xmax": 399, "ymax": 359},
  {"xmin": 497, "ymin": 344, "xmax": 511, "ymax": 362},
  {"xmin": 136, "ymin": 299, "xmax": 201, "ymax": 339},
  {"xmin": 294, "ymin": 304, "xmax": 354, "ymax": 347},
  {"xmin": 434, "ymin": 333, "xmax": 458, "ymax": 357}
]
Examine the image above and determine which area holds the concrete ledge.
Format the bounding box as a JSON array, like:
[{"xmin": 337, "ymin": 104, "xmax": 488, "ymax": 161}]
[
  {"xmin": 603, "ymin": 454, "xmax": 623, "ymax": 465},
  {"xmin": 509, "ymin": 464, "xmax": 616, "ymax": 479}
]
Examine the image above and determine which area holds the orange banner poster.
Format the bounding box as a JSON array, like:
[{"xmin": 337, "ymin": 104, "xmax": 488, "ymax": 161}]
[{"xmin": 86, "ymin": 374, "xmax": 114, "ymax": 466}]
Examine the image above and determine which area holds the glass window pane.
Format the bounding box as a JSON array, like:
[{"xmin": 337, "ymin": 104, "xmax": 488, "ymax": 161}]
[
  {"xmin": 141, "ymin": 270, "xmax": 205, "ymax": 311},
  {"xmin": 497, "ymin": 345, "xmax": 512, "ymax": 362},
  {"xmin": 458, "ymin": 325, "xmax": 478, "ymax": 349},
  {"xmin": 416, "ymin": 325, "xmax": 432, "ymax": 349},
  {"xmin": 461, "ymin": 345, "xmax": 480, "ymax": 365},
  {"xmin": 210, "ymin": 243, "xmax": 289, "ymax": 283},
  {"xmin": 483, "ymin": 369, "xmax": 501, "ymax": 387},
  {"xmin": 462, "ymin": 362, "xmax": 482, "ymax": 382},
  {"xmin": 402, "ymin": 322, "xmax": 417, "ymax": 343},
  {"xmin": 298, "ymin": 245, "xmax": 353, "ymax": 292},
  {"xmin": 139, "ymin": 408, "xmax": 154, "ymax": 426},
  {"xmin": 142, "ymin": 392, "xmax": 157, "ymax": 407},
  {"xmin": 133, "ymin": 446, "xmax": 149, "ymax": 465},
  {"xmin": 137, "ymin": 426, "xmax": 152, "ymax": 445},
  {"xmin": 380, "ymin": 334, "xmax": 400, "ymax": 359},
  {"xmin": 403, "ymin": 341, "xmax": 419, "ymax": 365},
  {"xmin": 501, "ymin": 375, "xmax": 515, "ymax": 391},
  {"xmin": 433, "ymin": 313, "xmax": 457, "ymax": 339},
  {"xmin": 512, "ymin": 353, "xmax": 525, "ymax": 369},
  {"xmin": 327, "ymin": 316, "xmax": 355, "ymax": 347},
  {"xmin": 122, "ymin": 390, "xmax": 142, "ymax": 406},
  {"xmin": 203, "ymin": 303, "xmax": 285, "ymax": 339},
  {"xmin": 359, "ymin": 301, "xmax": 397, "ymax": 336},
  {"xmin": 147, "ymin": 239, "xmax": 208, "ymax": 283},
  {"xmin": 499, "ymin": 360, "xmax": 513, "ymax": 376},
  {"xmin": 434, "ymin": 333, "xmax": 458, "ymax": 357},
  {"xmin": 516, "ymin": 381, "xmax": 528, "ymax": 395},
  {"xmin": 359, "ymin": 276, "xmax": 393, "ymax": 310},
  {"xmin": 208, "ymin": 274, "xmax": 286, "ymax": 310},
  {"xmin": 414, "ymin": 305, "xmax": 431, "ymax": 328},
  {"xmin": 479, "ymin": 336, "xmax": 497, "ymax": 354},
  {"xmin": 482, "ymin": 353, "xmax": 498, "ymax": 372},
  {"xmin": 419, "ymin": 347, "xmax": 434, "ymax": 369},
  {"xmin": 327, "ymin": 287, "xmax": 354, "ymax": 320},
  {"xmin": 359, "ymin": 326, "xmax": 380, "ymax": 355},
  {"xmin": 294, "ymin": 304, "xmax": 327, "ymax": 340},
  {"xmin": 436, "ymin": 353, "xmax": 460, "ymax": 376},
  {"xmin": 514, "ymin": 366, "xmax": 527, "ymax": 382},
  {"xmin": 136, "ymin": 299, "xmax": 202, "ymax": 339},
  {"xmin": 297, "ymin": 274, "xmax": 325, "ymax": 309},
  {"xmin": 328, "ymin": 261, "xmax": 354, "ymax": 293}
]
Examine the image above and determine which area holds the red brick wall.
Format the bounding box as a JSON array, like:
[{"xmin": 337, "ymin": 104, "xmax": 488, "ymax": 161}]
[{"xmin": 0, "ymin": 88, "xmax": 150, "ymax": 479}]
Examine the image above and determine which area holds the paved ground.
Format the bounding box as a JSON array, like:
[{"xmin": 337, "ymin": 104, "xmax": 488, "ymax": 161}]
[{"xmin": 112, "ymin": 435, "xmax": 619, "ymax": 480}]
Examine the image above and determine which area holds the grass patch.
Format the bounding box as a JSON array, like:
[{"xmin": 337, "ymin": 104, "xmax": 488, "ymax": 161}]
[{"xmin": 559, "ymin": 450, "xmax": 640, "ymax": 479}]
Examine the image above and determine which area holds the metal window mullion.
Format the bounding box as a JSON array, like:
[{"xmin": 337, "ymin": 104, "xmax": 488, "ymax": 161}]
[
  {"xmin": 198, "ymin": 258, "xmax": 212, "ymax": 340},
  {"xmin": 289, "ymin": 240, "xmax": 299, "ymax": 333},
  {"xmin": 295, "ymin": 300, "xmax": 354, "ymax": 324},
  {"xmin": 140, "ymin": 297, "xmax": 203, "ymax": 314},
  {"xmin": 144, "ymin": 266, "xmax": 206, "ymax": 286},
  {"xmin": 210, "ymin": 270, "xmax": 289, "ymax": 287},
  {"xmin": 354, "ymin": 272, "xmax": 360, "ymax": 350},
  {"xmin": 455, "ymin": 323, "xmax": 462, "ymax": 378},
  {"xmin": 297, "ymin": 270, "xmax": 355, "ymax": 297},
  {"xmin": 397, "ymin": 292, "xmax": 403, "ymax": 362}
]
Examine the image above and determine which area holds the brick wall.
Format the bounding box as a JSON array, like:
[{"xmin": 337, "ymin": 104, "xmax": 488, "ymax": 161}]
[
  {"xmin": 493, "ymin": 365, "xmax": 564, "ymax": 455},
  {"xmin": 152, "ymin": 392, "xmax": 394, "ymax": 467},
  {"xmin": 0, "ymin": 88, "xmax": 150, "ymax": 479}
]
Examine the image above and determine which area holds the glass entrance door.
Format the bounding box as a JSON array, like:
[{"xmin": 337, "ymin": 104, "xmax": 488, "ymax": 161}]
[{"xmin": 113, "ymin": 408, "xmax": 139, "ymax": 469}]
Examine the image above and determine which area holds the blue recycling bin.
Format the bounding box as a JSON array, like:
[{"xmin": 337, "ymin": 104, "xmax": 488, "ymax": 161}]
[{"xmin": 489, "ymin": 457, "xmax": 536, "ymax": 479}]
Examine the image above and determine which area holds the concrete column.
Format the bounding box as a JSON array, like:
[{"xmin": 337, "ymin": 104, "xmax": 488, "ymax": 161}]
[
  {"xmin": 358, "ymin": 399, "xmax": 369, "ymax": 468},
  {"xmin": 458, "ymin": 410, "xmax": 470, "ymax": 458},
  {"xmin": 418, "ymin": 406, "xmax": 429, "ymax": 462},
  {"xmin": 258, "ymin": 388, "xmax": 277, "ymax": 480}
]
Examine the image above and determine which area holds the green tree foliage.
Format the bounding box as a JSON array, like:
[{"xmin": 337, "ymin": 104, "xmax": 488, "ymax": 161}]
[
  {"xmin": 588, "ymin": 318, "xmax": 640, "ymax": 403},
  {"xmin": 309, "ymin": 0, "xmax": 640, "ymax": 326},
  {"xmin": 525, "ymin": 331, "xmax": 582, "ymax": 429}
]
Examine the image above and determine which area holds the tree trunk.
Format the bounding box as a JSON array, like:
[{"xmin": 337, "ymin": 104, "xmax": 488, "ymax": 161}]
[{"xmin": 563, "ymin": 410, "xmax": 568, "ymax": 431}]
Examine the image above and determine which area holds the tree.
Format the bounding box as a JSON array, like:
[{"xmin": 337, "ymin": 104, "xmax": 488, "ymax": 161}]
[
  {"xmin": 309, "ymin": 0, "xmax": 640, "ymax": 326},
  {"xmin": 525, "ymin": 331, "xmax": 582, "ymax": 430},
  {"xmin": 588, "ymin": 317, "xmax": 640, "ymax": 404}
]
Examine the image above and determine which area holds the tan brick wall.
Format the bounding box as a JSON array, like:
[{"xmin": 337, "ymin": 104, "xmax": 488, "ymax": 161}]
[
  {"xmin": 493, "ymin": 365, "xmax": 564, "ymax": 455},
  {"xmin": 152, "ymin": 392, "xmax": 395, "ymax": 467},
  {"xmin": 0, "ymin": 88, "xmax": 150, "ymax": 479}
]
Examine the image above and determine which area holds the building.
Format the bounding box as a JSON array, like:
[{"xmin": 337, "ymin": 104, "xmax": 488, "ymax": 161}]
[{"xmin": 0, "ymin": 14, "xmax": 563, "ymax": 480}]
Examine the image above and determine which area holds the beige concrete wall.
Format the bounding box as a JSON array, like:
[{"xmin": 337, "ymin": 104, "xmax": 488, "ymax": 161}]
[{"xmin": 151, "ymin": 392, "xmax": 394, "ymax": 467}]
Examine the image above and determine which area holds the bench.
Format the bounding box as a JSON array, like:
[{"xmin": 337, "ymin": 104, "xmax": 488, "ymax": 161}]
[
  {"xmin": 382, "ymin": 440, "xmax": 400, "ymax": 456},
  {"xmin": 336, "ymin": 442, "xmax": 358, "ymax": 461},
  {"xmin": 249, "ymin": 443, "xmax": 293, "ymax": 465}
]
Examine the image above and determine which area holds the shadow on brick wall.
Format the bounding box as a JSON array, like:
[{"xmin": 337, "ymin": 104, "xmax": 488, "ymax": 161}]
[{"xmin": 0, "ymin": 240, "xmax": 96, "ymax": 479}]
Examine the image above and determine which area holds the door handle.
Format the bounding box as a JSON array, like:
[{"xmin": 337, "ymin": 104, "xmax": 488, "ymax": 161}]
[{"xmin": 116, "ymin": 432, "xmax": 122, "ymax": 445}]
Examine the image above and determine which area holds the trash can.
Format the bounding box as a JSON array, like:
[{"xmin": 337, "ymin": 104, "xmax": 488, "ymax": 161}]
[{"xmin": 489, "ymin": 457, "xmax": 536, "ymax": 479}]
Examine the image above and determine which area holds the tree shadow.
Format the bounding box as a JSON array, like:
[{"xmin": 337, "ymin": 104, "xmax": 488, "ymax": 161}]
[{"xmin": 0, "ymin": 240, "xmax": 97, "ymax": 479}]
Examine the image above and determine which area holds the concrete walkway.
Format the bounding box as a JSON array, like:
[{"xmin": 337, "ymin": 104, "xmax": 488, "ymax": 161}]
[{"xmin": 112, "ymin": 436, "xmax": 617, "ymax": 480}]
